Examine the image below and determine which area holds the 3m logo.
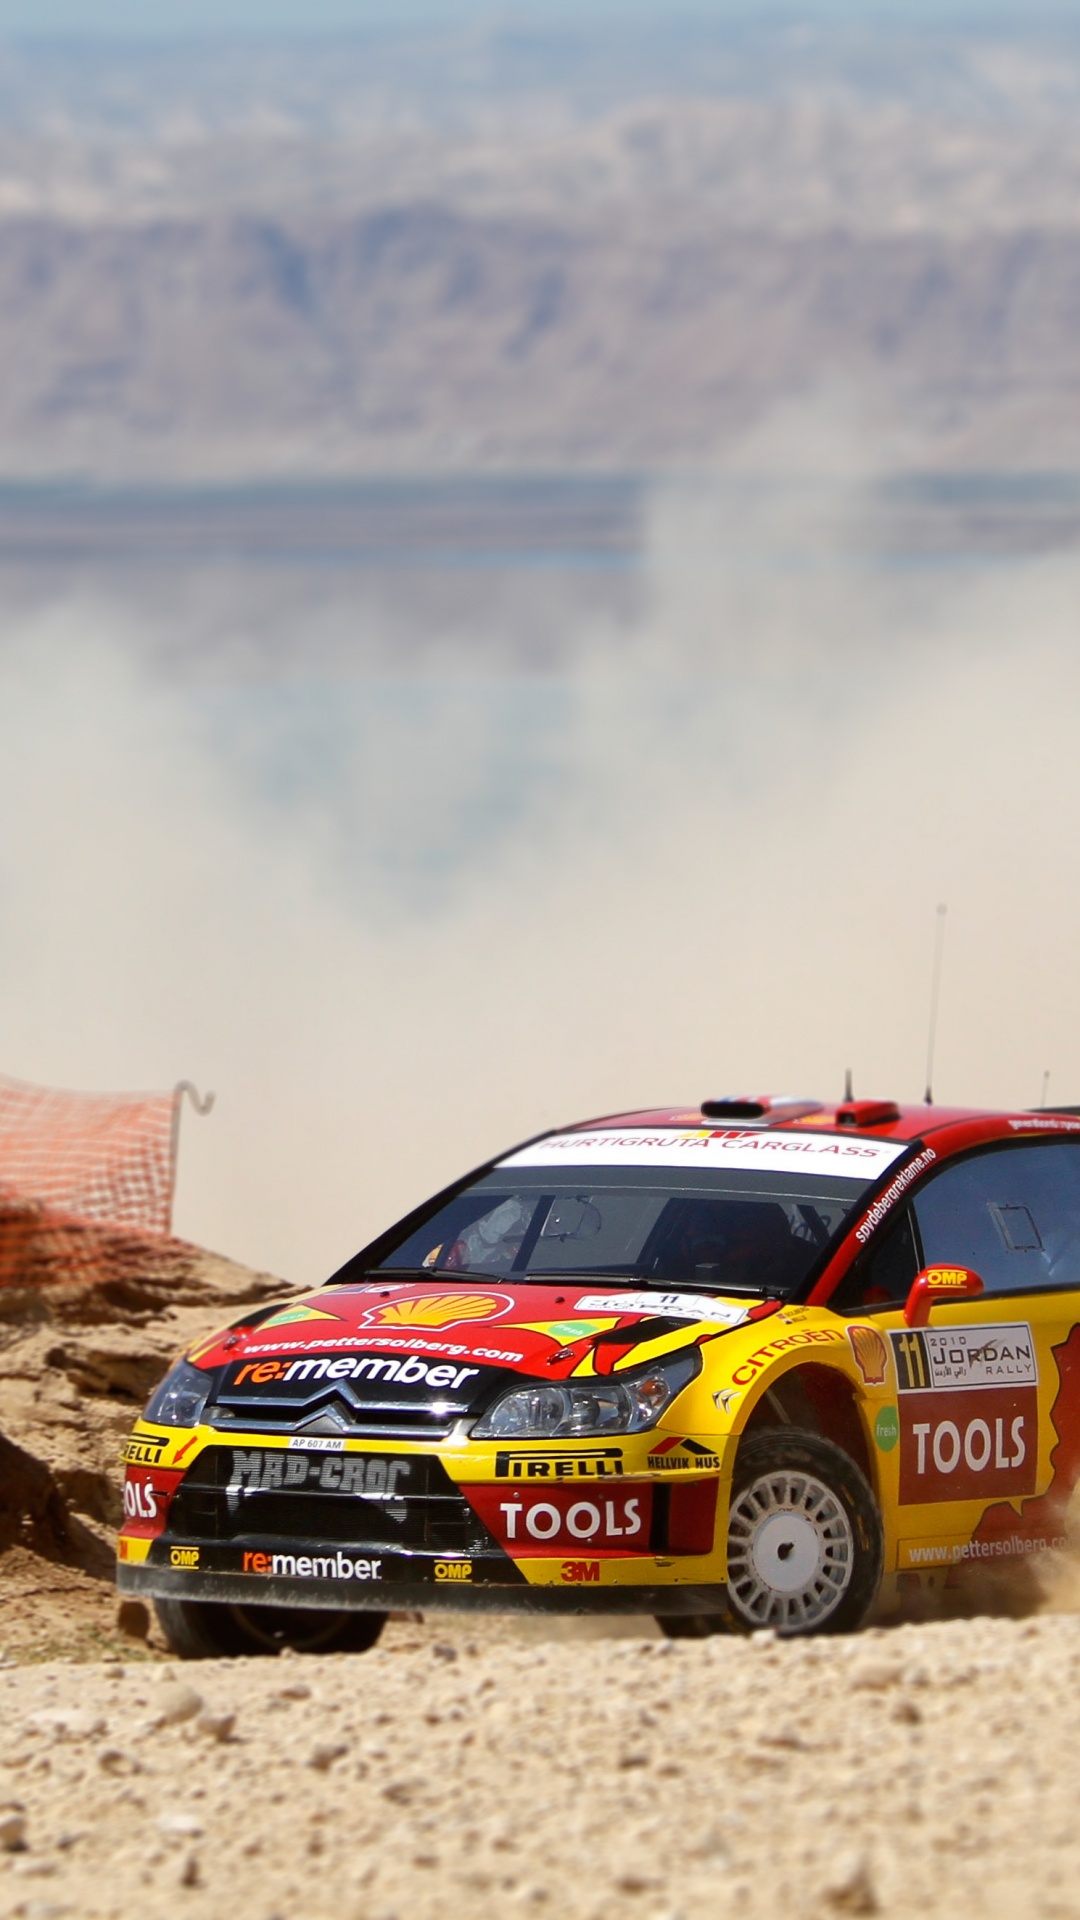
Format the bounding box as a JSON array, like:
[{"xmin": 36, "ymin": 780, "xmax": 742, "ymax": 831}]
[
  {"xmin": 561, "ymin": 1560, "xmax": 600, "ymax": 1583},
  {"xmin": 170, "ymin": 1546, "xmax": 200, "ymax": 1568},
  {"xmin": 434, "ymin": 1561, "xmax": 473, "ymax": 1582}
]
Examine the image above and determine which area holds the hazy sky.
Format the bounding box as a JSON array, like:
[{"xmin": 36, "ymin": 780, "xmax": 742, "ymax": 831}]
[
  {"xmin": 3, "ymin": 0, "xmax": 1079, "ymax": 1285},
  {"xmin": 3, "ymin": 461, "xmax": 1080, "ymax": 1283},
  {"xmin": 4, "ymin": 0, "xmax": 1077, "ymax": 38}
]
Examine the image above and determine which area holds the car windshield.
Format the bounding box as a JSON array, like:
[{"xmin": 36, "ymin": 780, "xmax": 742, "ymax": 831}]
[{"xmin": 371, "ymin": 1157, "xmax": 881, "ymax": 1297}]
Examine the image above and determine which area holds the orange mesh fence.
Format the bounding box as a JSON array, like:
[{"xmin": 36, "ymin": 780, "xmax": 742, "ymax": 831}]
[
  {"xmin": 0, "ymin": 1073, "xmax": 176, "ymax": 1234},
  {"xmin": 0, "ymin": 1073, "xmax": 193, "ymax": 1292},
  {"xmin": 0, "ymin": 1199, "xmax": 199, "ymax": 1296}
]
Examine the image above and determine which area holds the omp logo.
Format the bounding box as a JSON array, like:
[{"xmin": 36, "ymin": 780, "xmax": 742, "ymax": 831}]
[
  {"xmin": 170, "ymin": 1546, "xmax": 200, "ymax": 1569},
  {"xmin": 495, "ymin": 1447, "xmax": 623, "ymax": 1480},
  {"xmin": 360, "ymin": 1292, "xmax": 511, "ymax": 1330},
  {"xmin": 561, "ymin": 1560, "xmax": 600, "ymax": 1583},
  {"xmin": 434, "ymin": 1561, "xmax": 473, "ymax": 1581}
]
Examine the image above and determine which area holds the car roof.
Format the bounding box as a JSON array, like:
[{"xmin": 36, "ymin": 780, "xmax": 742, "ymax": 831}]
[{"xmin": 561, "ymin": 1096, "xmax": 1076, "ymax": 1145}]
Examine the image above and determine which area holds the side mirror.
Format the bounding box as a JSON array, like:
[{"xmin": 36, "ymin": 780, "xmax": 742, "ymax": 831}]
[{"xmin": 904, "ymin": 1264, "xmax": 984, "ymax": 1328}]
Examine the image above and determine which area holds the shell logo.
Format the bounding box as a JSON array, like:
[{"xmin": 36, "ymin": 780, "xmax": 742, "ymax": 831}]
[
  {"xmin": 361, "ymin": 1291, "xmax": 511, "ymax": 1330},
  {"xmin": 847, "ymin": 1323, "xmax": 889, "ymax": 1387}
]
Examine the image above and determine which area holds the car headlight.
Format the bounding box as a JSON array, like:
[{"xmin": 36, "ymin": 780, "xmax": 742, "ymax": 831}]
[
  {"xmin": 142, "ymin": 1358, "xmax": 212, "ymax": 1429},
  {"xmin": 472, "ymin": 1348, "xmax": 701, "ymax": 1440}
]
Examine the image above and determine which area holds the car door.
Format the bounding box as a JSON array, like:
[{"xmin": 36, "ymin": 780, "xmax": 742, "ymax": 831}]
[{"xmin": 837, "ymin": 1138, "xmax": 1080, "ymax": 1572}]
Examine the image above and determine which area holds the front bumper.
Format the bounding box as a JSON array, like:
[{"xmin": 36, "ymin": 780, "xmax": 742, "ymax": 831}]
[
  {"xmin": 117, "ymin": 1556, "xmax": 729, "ymax": 1616},
  {"xmin": 118, "ymin": 1428, "xmax": 729, "ymax": 1616}
]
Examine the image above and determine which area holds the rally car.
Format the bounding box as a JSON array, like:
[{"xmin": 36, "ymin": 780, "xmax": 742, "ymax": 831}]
[{"xmin": 117, "ymin": 1094, "xmax": 1080, "ymax": 1655}]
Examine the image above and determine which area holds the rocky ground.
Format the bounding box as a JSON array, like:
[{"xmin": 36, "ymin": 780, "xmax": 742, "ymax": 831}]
[
  {"xmin": 0, "ymin": 1216, "xmax": 292, "ymax": 1661},
  {"xmin": 1, "ymin": 1611, "xmax": 1080, "ymax": 1920},
  {"xmin": 3, "ymin": 1231, "xmax": 1080, "ymax": 1918}
]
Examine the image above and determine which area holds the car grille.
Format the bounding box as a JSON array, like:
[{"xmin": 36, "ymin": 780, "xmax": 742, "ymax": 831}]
[
  {"xmin": 168, "ymin": 1445, "xmax": 492, "ymax": 1555},
  {"xmin": 205, "ymin": 1373, "xmax": 505, "ymax": 1443},
  {"xmin": 207, "ymin": 1399, "xmax": 458, "ymax": 1442}
]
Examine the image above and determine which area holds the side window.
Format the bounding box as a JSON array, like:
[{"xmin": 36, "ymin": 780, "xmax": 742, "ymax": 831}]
[
  {"xmin": 833, "ymin": 1207, "xmax": 920, "ymax": 1313},
  {"xmin": 913, "ymin": 1141, "xmax": 1080, "ymax": 1295}
]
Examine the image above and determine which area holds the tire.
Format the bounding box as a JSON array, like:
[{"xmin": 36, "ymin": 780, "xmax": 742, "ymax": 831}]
[
  {"xmin": 722, "ymin": 1429, "xmax": 883, "ymax": 1637},
  {"xmin": 153, "ymin": 1598, "xmax": 388, "ymax": 1660}
]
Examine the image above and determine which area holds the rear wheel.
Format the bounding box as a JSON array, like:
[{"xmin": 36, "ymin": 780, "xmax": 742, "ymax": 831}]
[
  {"xmin": 154, "ymin": 1598, "xmax": 388, "ymax": 1659},
  {"xmin": 724, "ymin": 1429, "xmax": 882, "ymax": 1635}
]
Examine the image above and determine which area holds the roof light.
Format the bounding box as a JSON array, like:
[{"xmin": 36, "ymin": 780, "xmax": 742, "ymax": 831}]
[{"xmin": 835, "ymin": 1099, "xmax": 901, "ymax": 1129}]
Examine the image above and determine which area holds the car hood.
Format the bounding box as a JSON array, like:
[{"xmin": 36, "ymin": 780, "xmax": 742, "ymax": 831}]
[{"xmin": 190, "ymin": 1276, "xmax": 768, "ymax": 1391}]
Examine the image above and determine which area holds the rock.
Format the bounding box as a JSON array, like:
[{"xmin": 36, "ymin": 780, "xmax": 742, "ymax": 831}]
[
  {"xmin": 27, "ymin": 1711, "xmax": 106, "ymax": 1741},
  {"xmin": 195, "ymin": 1710, "xmax": 236, "ymax": 1743},
  {"xmin": 0, "ymin": 1432, "xmax": 70, "ymax": 1557},
  {"xmin": 891, "ymin": 1696, "xmax": 922, "ymax": 1725},
  {"xmin": 157, "ymin": 1812, "xmax": 203, "ymax": 1839},
  {"xmin": 151, "ymin": 1683, "xmax": 203, "ymax": 1728},
  {"xmin": 178, "ymin": 1851, "xmax": 200, "ymax": 1888},
  {"xmin": 0, "ymin": 1810, "xmax": 27, "ymax": 1851},
  {"xmin": 849, "ymin": 1659, "xmax": 903, "ymax": 1691},
  {"xmin": 821, "ymin": 1850, "xmax": 878, "ymax": 1915},
  {"xmin": 308, "ymin": 1741, "xmax": 349, "ymax": 1771}
]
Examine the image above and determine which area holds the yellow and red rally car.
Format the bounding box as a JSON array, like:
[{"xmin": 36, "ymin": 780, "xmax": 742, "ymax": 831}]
[{"xmin": 118, "ymin": 1095, "xmax": 1080, "ymax": 1655}]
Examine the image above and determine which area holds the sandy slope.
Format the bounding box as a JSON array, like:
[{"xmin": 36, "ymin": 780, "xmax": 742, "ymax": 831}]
[
  {"xmin": 0, "ymin": 1225, "xmax": 292, "ymax": 1659},
  {"xmin": 1, "ymin": 1610, "xmax": 1078, "ymax": 1920}
]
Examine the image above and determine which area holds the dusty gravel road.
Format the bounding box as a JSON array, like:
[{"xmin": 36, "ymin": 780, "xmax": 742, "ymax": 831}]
[
  {"xmin": 1, "ymin": 1608, "xmax": 1078, "ymax": 1920},
  {"xmin": 3, "ymin": 1234, "xmax": 1079, "ymax": 1918}
]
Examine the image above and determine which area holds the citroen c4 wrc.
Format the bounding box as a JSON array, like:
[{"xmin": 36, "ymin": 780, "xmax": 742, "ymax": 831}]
[{"xmin": 117, "ymin": 1094, "xmax": 1080, "ymax": 1655}]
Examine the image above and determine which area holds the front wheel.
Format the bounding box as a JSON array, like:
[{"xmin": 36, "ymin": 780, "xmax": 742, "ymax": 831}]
[
  {"xmin": 724, "ymin": 1428, "xmax": 883, "ymax": 1636},
  {"xmin": 154, "ymin": 1598, "xmax": 388, "ymax": 1659}
]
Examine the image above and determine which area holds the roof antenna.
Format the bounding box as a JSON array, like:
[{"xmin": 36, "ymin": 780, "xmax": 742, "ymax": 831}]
[
  {"xmin": 923, "ymin": 903, "xmax": 947, "ymax": 1105},
  {"xmin": 843, "ymin": 1068, "xmax": 853, "ymax": 1103},
  {"xmin": 1041, "ymin": 1070, "xmax": 1051, "ymax": 1109}
]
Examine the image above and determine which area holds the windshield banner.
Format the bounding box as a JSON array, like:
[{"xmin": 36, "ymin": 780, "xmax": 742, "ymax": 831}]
[{"xmin": 503, "ymin": 1129, "xmax": 906, "ymax": 1177}]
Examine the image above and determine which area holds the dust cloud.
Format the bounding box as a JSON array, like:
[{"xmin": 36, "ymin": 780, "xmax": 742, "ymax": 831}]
[{"xmin": 1, "ymin": 464, "xmax": 1078, "ymax": 1283}]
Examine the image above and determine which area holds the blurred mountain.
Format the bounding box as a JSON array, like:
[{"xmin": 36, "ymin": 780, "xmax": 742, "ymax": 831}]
[{"xmin": 1, "ymin": 21, "xmax": 1080, "ymax": 477}]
